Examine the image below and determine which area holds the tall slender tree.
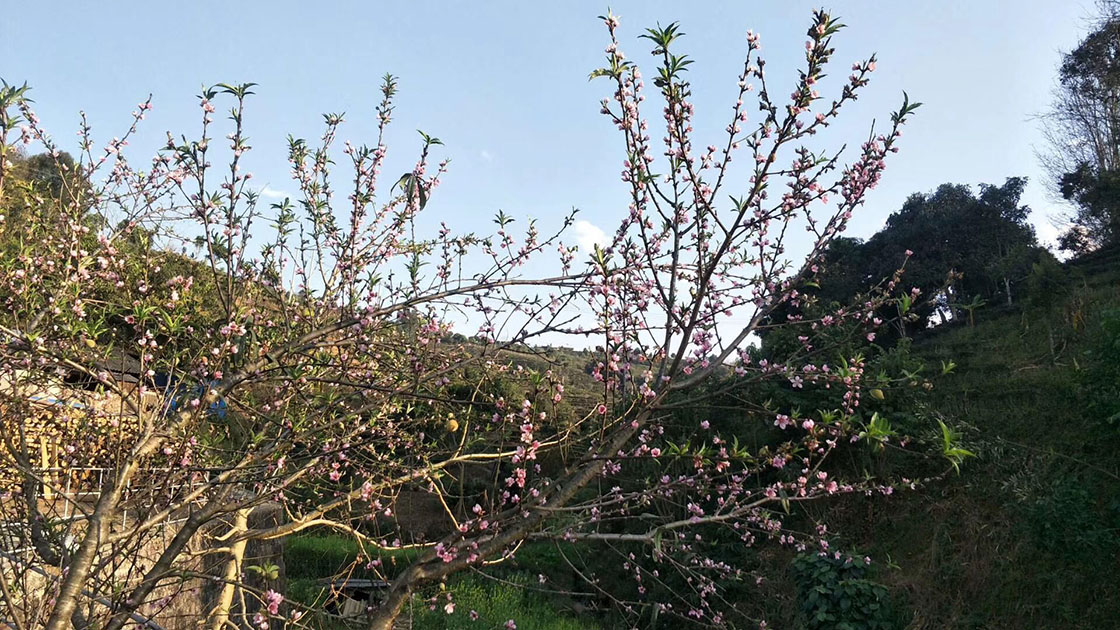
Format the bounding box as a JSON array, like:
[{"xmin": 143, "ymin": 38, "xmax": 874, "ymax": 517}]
[{"xmin": 1040, "ymin": 0, "xmax": 1120, "ymax": 252}]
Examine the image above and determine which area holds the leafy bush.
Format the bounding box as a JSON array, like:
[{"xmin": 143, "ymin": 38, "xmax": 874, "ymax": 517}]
[
  {"xmin": 1082, "ymin": 308, "xmax": 1120, "ymax": 425},
  {"xmin": 864, "ymin": 338, "xmax": 940, "ymax": 437},
  {"xmin": 285, "ymin": 535, "xmax": 366, "ymax": 580},
  {"xmin": 1022, "ymin": 474, "xmax": 1120, "ymax": 553},
  {"xmin": 791, "ymin": 553, "xmax": 897, "ymax": 630},
  {"xmin": 1026, "ymin": 255, "xmax": 1070, "ymax": 312},
  {"xmin": 286, "ymin": 577, "xmax": 329, "ymax": 607}
]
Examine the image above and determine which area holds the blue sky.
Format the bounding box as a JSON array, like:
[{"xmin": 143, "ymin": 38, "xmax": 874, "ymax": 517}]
[{"xmin": 3, "ymin": 1, "xmax": 1094, "ymax": 255}]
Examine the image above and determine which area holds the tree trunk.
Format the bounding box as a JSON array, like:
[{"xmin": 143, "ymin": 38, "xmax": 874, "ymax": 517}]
[
  {"xmin": 367, "ymin": 581, "xmax": 412, "ymax": 630},
  {"xmin": 209, "ymin": 508, "xmax": 251, "ymax": 630},
  {"xmin": 43, "ymin": 468, "xmax": 126, "ymax": 630},
  {"xmin": 1004, "ymin": 276, "xmax": 1013, "ymax": 306},
  {"xmin": 103, "ymin": 512, "xmax": 212, "ymax": 630}
]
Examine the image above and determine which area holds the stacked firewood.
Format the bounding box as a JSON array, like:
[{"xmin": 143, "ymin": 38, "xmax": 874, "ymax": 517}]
[{"xmin": 0, "ymin": 384, "xmax": 149, "ymax": 498}]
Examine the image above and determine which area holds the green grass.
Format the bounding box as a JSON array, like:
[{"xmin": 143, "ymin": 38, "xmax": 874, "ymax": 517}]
[
  {"xmin": 284, "ymin": 534, "xmax": 597, "ymax": 629},
  {"xmin": 411, "ymin": 573, "xmax": 597, "ymax": 630},
  {"xmin": 284, "ymin": 533, "xmax": 424, "ymax": 582}
]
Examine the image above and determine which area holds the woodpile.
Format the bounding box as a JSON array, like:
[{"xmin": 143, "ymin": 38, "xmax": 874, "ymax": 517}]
[{"xmin": 0, "ymin": 364, "xmax": 153, "ymax": 500}]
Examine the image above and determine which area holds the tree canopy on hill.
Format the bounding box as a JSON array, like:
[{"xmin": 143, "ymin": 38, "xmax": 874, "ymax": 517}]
[
  {"xmin": 0, "ymin": 150, "xmax": 94, "ymax": 232},
  {"xmin": 765, "ymin": 177, "xmax": 1047, "ymax": 344},
  {"xmin": 872, "ymin": 177, "xmax": 1039, "ymax": 309}
]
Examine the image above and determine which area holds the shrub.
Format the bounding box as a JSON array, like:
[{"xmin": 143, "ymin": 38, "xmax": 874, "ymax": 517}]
[
  {"xmin": 1025, "ymin": 254, "xmax": 1070, "ymax": 312},
  {"xmin": 1022, "ymin": 473, "xmax": 1120, "ymax": 553},
  {"xmin": 1082, "ymin": 308, "xmax": 1120, "ymax": 425},
  {"xmin": 791, "ymin": 553, "xmax": 897, "ymax": 630}
]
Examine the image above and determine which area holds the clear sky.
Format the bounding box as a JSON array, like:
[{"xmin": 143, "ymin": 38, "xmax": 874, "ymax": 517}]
[{"xmin": 2, "ymin": 1, "xmax": 1096, "ymax": 256}]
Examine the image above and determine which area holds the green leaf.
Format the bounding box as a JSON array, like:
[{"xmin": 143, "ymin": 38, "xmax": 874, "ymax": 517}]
[
  {"xmin": 246, "ymin": 563, "xmax": 280, "ymax": 580},
  {"xmin": 938, "ymin": 419, "xmax": 974, "ymax": 473}
]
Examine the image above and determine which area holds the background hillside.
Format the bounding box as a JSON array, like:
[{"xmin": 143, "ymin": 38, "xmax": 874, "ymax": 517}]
[{"xmin": 716, "ymin": 244, "xmax": 1120, "ymax": 628}]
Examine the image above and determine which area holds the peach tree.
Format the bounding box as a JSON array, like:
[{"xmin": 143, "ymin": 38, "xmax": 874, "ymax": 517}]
[{"xmin": 0, "ymin": 10, "xmax": 948, "ymax": 630}]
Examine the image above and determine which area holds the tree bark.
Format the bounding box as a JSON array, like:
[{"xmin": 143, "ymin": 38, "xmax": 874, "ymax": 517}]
[
  {"xmin": 366, "ymin": 578, "xmax": 414, "ymax": 630},
  {"xmin": 208, "ymin": 508, "xmax": 251, "ymax": 630},
  {"xmin": 43, "ymin": 468, "xmax": 126, "ymax": 630}
]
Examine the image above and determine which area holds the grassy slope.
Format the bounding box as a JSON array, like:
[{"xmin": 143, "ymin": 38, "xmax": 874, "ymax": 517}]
[{"xmin": 829, "ymin": 252, "xmax": 1120, "ymax": 629}]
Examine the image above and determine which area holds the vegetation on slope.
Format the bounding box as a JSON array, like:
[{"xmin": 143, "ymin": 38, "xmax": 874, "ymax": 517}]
[{"xmin": 817, "ymin": 248, "xmax": 1120, "ymax": 629}]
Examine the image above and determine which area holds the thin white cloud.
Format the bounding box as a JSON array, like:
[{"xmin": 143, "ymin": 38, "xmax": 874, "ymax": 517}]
[
  {"xmin": 258, "ymin": 186, "xmax": 291, "ymax": 200},
  {"xmin": 573, "ymin": 219, "xmax": 607, "ymax": 251},
  {"xmin": 479, "ymin": 149, "xmax": 493, "ymax": 163}
]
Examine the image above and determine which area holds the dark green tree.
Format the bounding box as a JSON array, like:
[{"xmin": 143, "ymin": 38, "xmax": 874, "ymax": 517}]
[
  {"xmin": 769, "ymin": 178, "xmax": 1043, "ymax": 340},
  {"xmin": 1057, "ymin": 163, "xmax": 1120, "ymax": 251}
]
